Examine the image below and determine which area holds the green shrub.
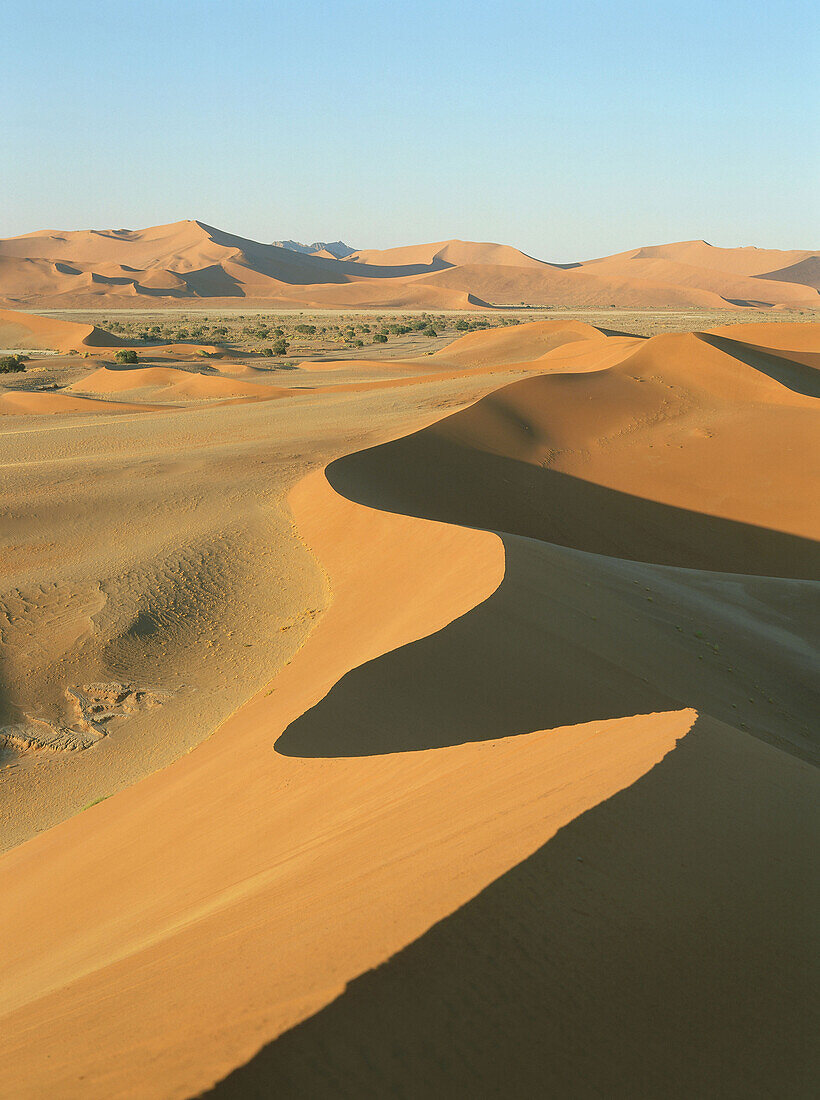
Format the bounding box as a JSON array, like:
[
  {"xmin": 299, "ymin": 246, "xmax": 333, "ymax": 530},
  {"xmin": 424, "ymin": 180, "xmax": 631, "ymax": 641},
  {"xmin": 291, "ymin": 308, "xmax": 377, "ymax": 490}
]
[
  {"xmin": 295, "ymin": 324, "xmax": 316, "ymax": 334},
  {"xmin": 272, "ymin": 338, "xmax": 290, "ymax": 355},
  {"xmin": 115, "ymin": 349, "xmax": 139, "ymax": 364},
  {"xmin": 261, "ymin": 347, "xmax": 274, "ymax": 357},
  {"xmin": 373, "ymin": 333, "xmax": 388, "ymax": 343},
  {"xmin": 0, "ymin": 354, "xmax": 25, "ymax": 373}
]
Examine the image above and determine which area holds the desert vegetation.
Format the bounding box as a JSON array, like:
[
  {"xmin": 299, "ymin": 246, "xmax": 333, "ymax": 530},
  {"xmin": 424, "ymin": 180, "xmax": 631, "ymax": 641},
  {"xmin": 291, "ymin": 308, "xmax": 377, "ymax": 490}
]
[{"xmin": 0, "ymin": 354, "xmax": 27, "ymax": 373}]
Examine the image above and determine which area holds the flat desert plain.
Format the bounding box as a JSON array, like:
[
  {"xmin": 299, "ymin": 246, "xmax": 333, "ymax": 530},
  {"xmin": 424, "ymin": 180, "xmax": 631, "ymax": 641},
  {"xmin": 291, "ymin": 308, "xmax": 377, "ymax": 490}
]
[{"xmin": 0, "ymin": 305, "xmax": 818, "ymax": 1098}]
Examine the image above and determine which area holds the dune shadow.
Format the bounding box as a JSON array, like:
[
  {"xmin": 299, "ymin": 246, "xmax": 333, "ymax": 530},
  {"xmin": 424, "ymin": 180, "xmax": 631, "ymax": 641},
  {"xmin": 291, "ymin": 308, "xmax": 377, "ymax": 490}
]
[
  {"xmin": 180, "ymin": 265, "xmax": 245, "ymax": 298},
  {"xmin": 208, "ymin": 718, "xmax": 819, "ymax": 1098},
  {"xmin": 327, "ymin": 430, "xmax": 820, "ymax": 580},
  {"xmin": 276, "ymin": 533, "xmax": 673, "ymax": 757},
  {"xmin": 277, "ymin": 411, "xmax": 818, "ymax": 757},
  {"xmin": 696, "ymin": 332, "xmax": 820, "ymax": 398},
  {"xmin": 721, "ymin": 297, "xmax": 774, "ymax": 309},
  {"xmin": 598, "ymin": 326, "xmax": 647, "ymax": 338}
]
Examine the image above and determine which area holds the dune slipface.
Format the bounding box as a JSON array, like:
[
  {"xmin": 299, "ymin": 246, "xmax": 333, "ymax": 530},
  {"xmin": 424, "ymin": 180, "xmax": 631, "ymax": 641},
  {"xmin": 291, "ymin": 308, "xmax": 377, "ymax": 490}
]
[
  {"xmin": 0, "ymin": 307, "xmax": 122, "ymax": 352},
  {"xmin": 1, "ymin": 222, "xmax": 817, "ymax": 309},
  {"xmin": 0, "ymin": 318, "xmax": 817, "ymax": 1099}
]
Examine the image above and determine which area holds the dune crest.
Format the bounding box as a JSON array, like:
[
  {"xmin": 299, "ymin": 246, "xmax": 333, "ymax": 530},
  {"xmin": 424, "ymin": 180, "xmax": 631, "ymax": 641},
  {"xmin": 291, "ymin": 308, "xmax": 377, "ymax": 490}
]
[
  {"xmin": 0, "ymin": 316, "xmax": 816, "ymax": 1097},
  {"xmin": 0, "ymin": 308, "xmax": 121, "ymax": 352},
  {"xmin": 1, "ymin": 222, "xmax": 817, "ymax": 309}
]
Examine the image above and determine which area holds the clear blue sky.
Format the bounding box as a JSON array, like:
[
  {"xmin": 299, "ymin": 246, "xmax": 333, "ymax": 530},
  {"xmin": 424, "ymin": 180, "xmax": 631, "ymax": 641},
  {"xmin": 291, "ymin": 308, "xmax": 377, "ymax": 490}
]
[{"xmin": 3, "ymin": 0, "xmax": 818, "ymax": 261}]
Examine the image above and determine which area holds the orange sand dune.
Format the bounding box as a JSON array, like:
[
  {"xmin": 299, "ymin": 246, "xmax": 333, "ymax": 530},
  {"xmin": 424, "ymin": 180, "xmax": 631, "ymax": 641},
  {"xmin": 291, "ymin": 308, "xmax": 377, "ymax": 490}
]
[
  {"xmin": 2, "ymin": 222, "xmax": 817, "ymax": 309},
  {"xmin": 575, "ymin": 253, "xmax": 817, "ymax": 308},
  {"xmin": 757, "ymin": 254, "xmax": 820, "ymax": 290},
  {"xmin": 429, "ymin": 318, "xmax": 607, "ymax": 367},
  {"xmin": 0, "ymin": 307, "xmax": 121, "ymax": 351},
  {"xmin": 64, "ymin": 358, "xmax": 531, "ymax": 407},
  {"xmin": 707, "ymin": 319, "xmax": 820, "ymax": 350},
  {"xmin": 584, "ymin": 239, "xmax": 818, "ymax": 277},
  {"xmin": 339, "ymin": 325, "xmax": 820, "ymax": 578},
  {"xmin": 144, "ymin": 342, "xmax": 225, "ymax": 359},
  {"xmin": 0, "ymin": 450, "xmax": 709, "ymax": 1097},
  {"xmin": 0, "ymin": 390, "xmax": 166, "ymax": 416},
  {"xmin": 347, "ymin": 238, "xmax": 548, "ymax": 270},
  {"xmin": 0, "ymin": 319, "xmax": 816, "ymax": 1097},
  {"xmin": 67, "ymin": 364, "xmax": 285, "ymax": 402},
  {"xmin": 416, "ymin": 260, "xmax": 747, "ymax": 309},
  {"xmin": 267, "ymin": 278, "xmax": 486, "ymax": 311}
]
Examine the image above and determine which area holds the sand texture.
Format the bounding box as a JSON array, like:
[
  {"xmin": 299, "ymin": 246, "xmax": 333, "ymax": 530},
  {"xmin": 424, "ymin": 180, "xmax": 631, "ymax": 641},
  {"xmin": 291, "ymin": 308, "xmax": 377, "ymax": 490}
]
[{"xmin": 0, "ymin": 316, "xmax": 817, "ymax": 1098}]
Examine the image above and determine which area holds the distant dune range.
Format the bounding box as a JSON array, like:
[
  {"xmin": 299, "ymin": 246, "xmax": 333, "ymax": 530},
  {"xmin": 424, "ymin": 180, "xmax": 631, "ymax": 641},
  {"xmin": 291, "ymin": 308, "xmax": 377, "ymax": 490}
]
[
  {"xmin": 0, "ymin": 220, "xmax": 817, "ymax": 309},
  {"xmin": 0, "ymin": 317, "xmax": 817, "ymax": 1097}
]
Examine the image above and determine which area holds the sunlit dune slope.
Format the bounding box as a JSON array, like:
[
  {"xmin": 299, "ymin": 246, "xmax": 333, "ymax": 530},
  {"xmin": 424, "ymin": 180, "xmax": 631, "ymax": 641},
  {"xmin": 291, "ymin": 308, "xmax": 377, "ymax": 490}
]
[
  {"xmin": 577, "ymin": 241, "xmax": 819, "ymax": 308},
  {"xmin": 1, "ymin": 222, "xmax": 817, "ymax": 308},
  {"xmin": 0, "ymin": 307, "xmax": 121, "ymax": 351},
  {"xmin": 333, "ymin": 324, "xmax": 820, "ymax": 577},
  {"xmin": 67, "ymin": 365, "xmax": 284, "ymax": 402},
  {"xmin": 0, "ymin": 318, "xmax": 816, "ymax": 1098},
  {"xmin": 582, "ymin": 239, "xmax": 817, "ymax": 276},
  {"xmin": 429, "ymin": 318, "xmax": 607, "ymax": 367},
  {"xmin": 0, "ymin": 391, "xmax": 166, "ymax": 416},
  {"xmin": 347, "ymin": 238, "xmax": 549, "ymax": 269}
]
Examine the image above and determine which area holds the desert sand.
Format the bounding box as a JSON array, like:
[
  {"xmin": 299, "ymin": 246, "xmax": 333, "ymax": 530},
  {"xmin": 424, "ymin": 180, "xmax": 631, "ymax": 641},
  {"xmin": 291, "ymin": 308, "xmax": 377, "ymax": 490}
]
[
  {"xmin": 0, "ymin": 312, "xmax": 817, "ymax": 1098},
  {"xmin": 1, "ymin": 221, "xmax": 817, "ymax": 310}
]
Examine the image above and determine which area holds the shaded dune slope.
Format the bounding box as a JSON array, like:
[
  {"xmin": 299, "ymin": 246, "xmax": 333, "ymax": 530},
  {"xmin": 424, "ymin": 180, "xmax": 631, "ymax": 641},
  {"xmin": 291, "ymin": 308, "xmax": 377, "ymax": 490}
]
[
  {"xmin": 1, "ymin": 223, "xmax": 817, "ymax": 308},
  {"xmin": 212, "ymin": 713, "xmax": 817, "ymax": 1100},
  {"xmin": 0, "ymin": 439, "xmax": 697, "ymax": 1097},
  {"xmin": 328, "ymin": 327, "xmax": 820, "ymax": 578},
  {"xmin": 212, "ymin": 320, "xmax": 819, "ymax": 1095},
  {"xmin": 0, "ymin": 321, "xmax": 816, "ymax": 1098}
]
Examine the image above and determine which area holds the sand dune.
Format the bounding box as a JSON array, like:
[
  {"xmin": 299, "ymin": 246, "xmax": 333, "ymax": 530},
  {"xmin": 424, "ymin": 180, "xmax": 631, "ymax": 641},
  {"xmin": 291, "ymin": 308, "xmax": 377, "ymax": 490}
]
[
  {"xmin": 584, "ymin": 239, "xmax": 818, "ymax": 276},
  {"xmin": 576, "ymin": 252, "xmax": 816, "ymax": 308},
  {"xmin": 0, "ymin": 390, "xmax": 166, "ymax": 416},
  {"xmin": 0, "ymin": 307, "xmax": 121, "ymax": 352},
  {"xmin": 0, "ymin": 318, "xmax": 816, "ymax": 1097},
  {"xmin": 429, "ymin": 317, "xmax": 607, "ymax": 367},
  {"xmin": 67, "ymin": 364, "xmax": 283, "ymax": 402},
  {"xmin": 757, "ymin": 254, "xmax": 820, "ymax": 290},
  {"xmin": 352, "ymin": 328, "xmax": 819, "ymax": 579},
  {"xmin": 347, "ymin": 238, "xmax": 548, "ymax": 270},
  {"xmin": 1, "ymin": 221, "xmax": 816, "ymax": 309}
]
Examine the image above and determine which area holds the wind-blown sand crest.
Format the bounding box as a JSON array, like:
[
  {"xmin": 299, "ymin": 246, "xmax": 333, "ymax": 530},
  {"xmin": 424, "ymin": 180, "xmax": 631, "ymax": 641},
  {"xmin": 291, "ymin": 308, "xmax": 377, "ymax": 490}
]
[
  {"xmin": 0, "ymin": 318, "xmax": 816, "ymax": 1097},
  {"xmin": 1, "ymin": 222, "xmax": 817, "ymax": 309}
]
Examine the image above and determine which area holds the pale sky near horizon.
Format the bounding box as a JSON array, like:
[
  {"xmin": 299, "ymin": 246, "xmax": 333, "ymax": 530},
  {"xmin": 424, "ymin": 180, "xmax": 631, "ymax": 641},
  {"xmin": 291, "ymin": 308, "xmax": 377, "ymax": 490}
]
[{"xmin": 3, "ymin": 0, "xmax": 818, "ymax": 262}]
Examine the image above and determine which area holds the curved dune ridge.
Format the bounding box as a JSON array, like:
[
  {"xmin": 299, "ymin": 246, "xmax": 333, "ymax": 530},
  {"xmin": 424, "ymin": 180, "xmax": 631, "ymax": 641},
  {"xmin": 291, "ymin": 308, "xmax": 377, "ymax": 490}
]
[
  {"xmin": 339, "ymin": 323, "xmax": 820, "ymax": 579},
  {"xmin": 67, "ymin": 364, "xmax": 286, "ymax": 402},
  {"xmin": 0, "ymin": 320, "xmax": 817, "ymax": 1097},
  {"xmin": 428, "ymin": 317, "xmax": 608, "ymax": 367},
  {"xmin": 1, "ymin": 221, "xmax": 817, "ymax": 308},
  {"xmin": 0, "ymin": 307, "xmax": 122, "ymax": 352}
]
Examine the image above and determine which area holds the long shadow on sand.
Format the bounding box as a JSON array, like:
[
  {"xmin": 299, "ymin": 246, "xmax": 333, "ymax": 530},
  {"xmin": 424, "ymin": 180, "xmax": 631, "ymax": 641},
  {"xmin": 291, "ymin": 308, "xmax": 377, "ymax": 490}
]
[
  {"xmin": 208, "ymin": 400, "xmax": 819, "ymax": 1094},
  {"xmin": 326, "ymin": 429, "xmax": 820, "ymax": 579},
  {"xmin": 208, "ymin": 716, "xmax": 818, "ymax": 1098},
  {"xmin": 275, "ymin": 532, "xmax": 675, "ymax": 757},
  {"xmin": 696, "ymin": 332, "xmax": 820, "ymax": 398},
  {"xmin": 276, "ymin": 431, "xmax": 818, "ymax": 758}
]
